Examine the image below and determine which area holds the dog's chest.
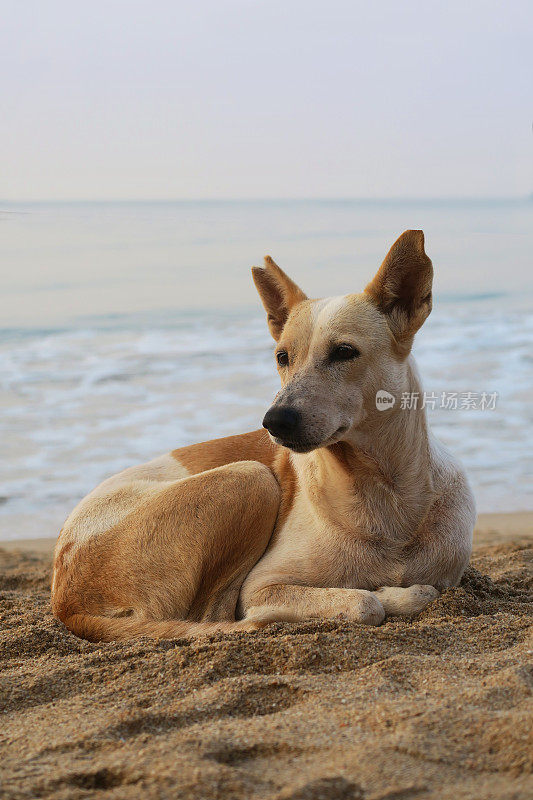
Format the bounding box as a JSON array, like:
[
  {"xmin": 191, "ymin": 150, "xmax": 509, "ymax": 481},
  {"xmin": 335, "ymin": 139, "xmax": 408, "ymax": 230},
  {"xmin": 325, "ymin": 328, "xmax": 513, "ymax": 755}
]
[{"xmin": 270, "ymin": 486, "xmax": 416, "ymax": 589}]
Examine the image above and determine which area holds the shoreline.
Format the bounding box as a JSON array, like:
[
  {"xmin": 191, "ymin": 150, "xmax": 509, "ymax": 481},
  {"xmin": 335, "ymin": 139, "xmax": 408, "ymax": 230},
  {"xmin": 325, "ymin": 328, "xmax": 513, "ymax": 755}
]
[{"xmin": 1, "ymin": 510, "xmax": 531, "ymax": 557}]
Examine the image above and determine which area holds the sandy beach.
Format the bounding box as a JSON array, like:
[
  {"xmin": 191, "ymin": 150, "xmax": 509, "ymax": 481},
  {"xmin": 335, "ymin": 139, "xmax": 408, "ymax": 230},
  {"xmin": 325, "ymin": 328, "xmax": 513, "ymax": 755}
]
[{"xmin": 1, "ymin": 512, "xmax": 531, "ymax": 800}]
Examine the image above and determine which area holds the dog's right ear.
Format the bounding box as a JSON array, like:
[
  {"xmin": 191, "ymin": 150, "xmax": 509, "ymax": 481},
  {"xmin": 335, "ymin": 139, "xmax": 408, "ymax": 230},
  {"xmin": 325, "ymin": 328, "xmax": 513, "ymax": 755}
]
[{"xmin": 252, "ymin": 256, "xmax": 307, "ymax": 340}]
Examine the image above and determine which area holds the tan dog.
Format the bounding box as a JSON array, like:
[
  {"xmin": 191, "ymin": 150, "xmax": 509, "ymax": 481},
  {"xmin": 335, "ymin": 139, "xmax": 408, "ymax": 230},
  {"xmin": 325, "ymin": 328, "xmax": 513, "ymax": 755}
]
[{"xmin": 51, "ymin": 231, "xmax": 476, "ymax": 641}]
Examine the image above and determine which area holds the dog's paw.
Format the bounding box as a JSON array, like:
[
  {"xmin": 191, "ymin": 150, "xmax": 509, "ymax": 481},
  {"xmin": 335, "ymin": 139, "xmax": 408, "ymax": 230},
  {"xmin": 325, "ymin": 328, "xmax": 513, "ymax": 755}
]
[
  {"xmin": 335, "ymin": 591, "xmax": 385, "ymax": 626},
  {"xmin": 357, "ymin": 591, "xmax": 386, "ymax": 626},
  {"xmin": 375, "ymin": 584, "xmax": 439, "ymax": 617}
]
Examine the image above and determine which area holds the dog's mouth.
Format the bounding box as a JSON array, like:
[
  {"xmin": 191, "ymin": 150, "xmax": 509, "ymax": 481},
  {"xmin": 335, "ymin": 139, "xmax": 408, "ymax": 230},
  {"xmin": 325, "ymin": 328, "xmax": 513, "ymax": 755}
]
[{"xmin": 271, "ymin": 425, "xmax": 349, "ymax": 454}]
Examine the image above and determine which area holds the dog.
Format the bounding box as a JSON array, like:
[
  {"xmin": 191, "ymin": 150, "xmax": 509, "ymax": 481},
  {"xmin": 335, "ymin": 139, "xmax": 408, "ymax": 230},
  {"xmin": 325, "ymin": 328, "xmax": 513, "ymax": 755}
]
[{"xmin": 51, "ymin": 230, "xmax": 476, "ymax": 641}]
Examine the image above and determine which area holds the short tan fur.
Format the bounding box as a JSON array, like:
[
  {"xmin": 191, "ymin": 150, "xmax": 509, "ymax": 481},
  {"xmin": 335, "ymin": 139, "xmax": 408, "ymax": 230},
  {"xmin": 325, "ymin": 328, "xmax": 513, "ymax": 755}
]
[{"xmin": 52, "ymin": 231, "xmax": 476, "ymax": 641}]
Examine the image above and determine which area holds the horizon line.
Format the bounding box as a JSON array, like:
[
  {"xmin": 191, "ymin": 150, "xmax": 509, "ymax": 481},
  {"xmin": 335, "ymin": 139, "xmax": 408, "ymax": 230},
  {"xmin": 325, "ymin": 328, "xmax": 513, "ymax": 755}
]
[{"xmin": 0, "ymin": 194, "xmax": 530, "ymax": 206}]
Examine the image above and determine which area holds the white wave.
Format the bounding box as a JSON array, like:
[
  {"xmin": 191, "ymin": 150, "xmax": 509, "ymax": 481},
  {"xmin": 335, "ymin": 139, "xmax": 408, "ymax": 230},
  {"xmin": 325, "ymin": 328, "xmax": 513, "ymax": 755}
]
[{"xmin": 1, "ymin": 301, "xmax": 532, "ymax": 540}]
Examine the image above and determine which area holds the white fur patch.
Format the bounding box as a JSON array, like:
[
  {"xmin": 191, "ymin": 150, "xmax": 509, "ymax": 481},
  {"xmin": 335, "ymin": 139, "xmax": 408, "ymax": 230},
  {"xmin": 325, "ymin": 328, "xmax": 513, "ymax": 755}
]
[
  {"xmin": 312, "ymin": 295, "xmax": 347, "ymax": 331},
  {"xmin": 57, "ymin": 454, "xmax": 190, "ymax": 561}
]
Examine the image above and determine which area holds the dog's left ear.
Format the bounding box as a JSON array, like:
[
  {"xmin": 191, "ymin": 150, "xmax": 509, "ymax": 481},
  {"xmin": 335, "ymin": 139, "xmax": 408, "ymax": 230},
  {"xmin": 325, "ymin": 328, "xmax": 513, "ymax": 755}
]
[
  {"xmin": 364, "ymin": 230, "xmax": 433, "ymax": 356},
  {"xmin": 252, "ymin": 256, "xmax": 307, "ymax": 340}
]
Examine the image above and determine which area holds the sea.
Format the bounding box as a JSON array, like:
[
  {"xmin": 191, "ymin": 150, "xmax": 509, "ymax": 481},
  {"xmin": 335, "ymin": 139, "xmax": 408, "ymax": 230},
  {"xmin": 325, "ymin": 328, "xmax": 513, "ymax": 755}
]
[{"xmin": 1, "ymin": 199, "xmax": 532, "ymax": 540}]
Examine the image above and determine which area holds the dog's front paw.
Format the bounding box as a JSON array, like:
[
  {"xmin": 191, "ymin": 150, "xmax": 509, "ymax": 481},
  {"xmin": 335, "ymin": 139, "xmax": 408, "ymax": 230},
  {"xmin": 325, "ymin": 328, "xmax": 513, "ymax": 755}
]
[
  {"xmin": 407, "ymin": 584, "xmax": 440, "ymax": 614},
  {"xmin": 335, "ymin": 590, "xmax": 385, "ymax": 626},
  {"xmin": 375, "ymin": 584, "xmax": 439, "ymax": 617}
]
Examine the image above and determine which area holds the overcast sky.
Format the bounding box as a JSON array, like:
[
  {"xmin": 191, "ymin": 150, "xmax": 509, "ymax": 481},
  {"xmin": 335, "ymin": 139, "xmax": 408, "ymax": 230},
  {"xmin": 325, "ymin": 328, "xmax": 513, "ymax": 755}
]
[{"xmin": 1, "ymin": 0, "xmax": 531, "ymax": 200}]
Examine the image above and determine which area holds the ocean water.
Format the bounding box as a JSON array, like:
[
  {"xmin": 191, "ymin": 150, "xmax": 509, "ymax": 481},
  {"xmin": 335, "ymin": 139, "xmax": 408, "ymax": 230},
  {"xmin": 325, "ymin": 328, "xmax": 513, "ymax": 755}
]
[{"xmin": 1, "ymin": 200, "xmax": 532, "ymax": 540}]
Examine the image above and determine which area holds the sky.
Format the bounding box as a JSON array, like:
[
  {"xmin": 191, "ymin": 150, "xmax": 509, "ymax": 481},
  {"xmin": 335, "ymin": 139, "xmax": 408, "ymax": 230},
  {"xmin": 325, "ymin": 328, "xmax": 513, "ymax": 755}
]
[{"xmin": 1, "ymin": 0, "xmax": 531, "ymax": 200}]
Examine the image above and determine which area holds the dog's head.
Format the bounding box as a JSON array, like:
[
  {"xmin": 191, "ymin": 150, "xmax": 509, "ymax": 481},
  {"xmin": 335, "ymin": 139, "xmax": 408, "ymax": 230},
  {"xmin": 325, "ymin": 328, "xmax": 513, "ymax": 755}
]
[{"xmin": 252, "ymin": 230, "xmax": 433, "ymax": 453}]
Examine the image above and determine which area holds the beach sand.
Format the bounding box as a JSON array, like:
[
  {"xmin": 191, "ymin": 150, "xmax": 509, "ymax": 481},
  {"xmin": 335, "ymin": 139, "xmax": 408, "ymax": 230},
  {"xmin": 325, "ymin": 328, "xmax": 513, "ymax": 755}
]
[{"xmin": 1, "ymin": 513, "xmax": 531, "ymax": 800}]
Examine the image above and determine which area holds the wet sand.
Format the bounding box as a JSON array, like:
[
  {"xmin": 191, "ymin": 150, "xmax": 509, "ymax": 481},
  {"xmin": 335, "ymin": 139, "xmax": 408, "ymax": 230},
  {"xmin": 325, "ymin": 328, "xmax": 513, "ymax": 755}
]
[{"xmin": 1, "ymin": 513, "xmax": 531, "ymax": 799}]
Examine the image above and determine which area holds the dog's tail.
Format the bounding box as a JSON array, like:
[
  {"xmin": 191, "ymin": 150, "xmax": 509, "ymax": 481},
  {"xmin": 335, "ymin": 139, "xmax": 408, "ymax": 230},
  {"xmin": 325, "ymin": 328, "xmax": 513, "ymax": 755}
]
[{"xmin": 58, "ymin": 612, "xmax": 264, "ymax": 643}]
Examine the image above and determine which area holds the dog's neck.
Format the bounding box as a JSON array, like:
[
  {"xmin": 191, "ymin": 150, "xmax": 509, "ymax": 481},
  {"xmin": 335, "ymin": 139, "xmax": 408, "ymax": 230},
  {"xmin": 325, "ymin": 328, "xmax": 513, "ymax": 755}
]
[
  {"xmin": 347, "ymin": 357, "xmax": 431, "ymax": 482},
  {"xmin": 291, "ymin": 356, "xmax": 434, "ymax": 536}
]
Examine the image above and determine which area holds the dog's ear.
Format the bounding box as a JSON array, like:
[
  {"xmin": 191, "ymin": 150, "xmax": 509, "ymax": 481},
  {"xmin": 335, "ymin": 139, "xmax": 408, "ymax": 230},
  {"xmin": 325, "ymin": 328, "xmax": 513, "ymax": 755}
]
[
  {"xmin": 364, "ymin": 230, "xmax": 433, "ymax": 356},
  {"xmin": 252, "ymin": 256, "xmax": 307, "ymax": 340}
]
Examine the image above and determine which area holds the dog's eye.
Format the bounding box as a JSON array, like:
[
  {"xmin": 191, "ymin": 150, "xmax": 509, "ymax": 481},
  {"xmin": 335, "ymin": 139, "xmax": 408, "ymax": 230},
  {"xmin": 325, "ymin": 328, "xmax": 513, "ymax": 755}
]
[
  {"xmin": 276, "ymin": 351, "xmax": 289, "ymax": 367},
  {"xmin": 329, "ymin": 344, "xmax": 360, "ymax": 362}
]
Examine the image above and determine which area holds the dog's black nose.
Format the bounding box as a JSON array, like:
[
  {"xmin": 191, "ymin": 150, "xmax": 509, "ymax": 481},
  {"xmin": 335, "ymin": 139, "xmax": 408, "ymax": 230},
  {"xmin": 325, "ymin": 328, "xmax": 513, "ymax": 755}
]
[{"xmin": 262, "ymin": 406, "xmax": 301, "ymax": 439}]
